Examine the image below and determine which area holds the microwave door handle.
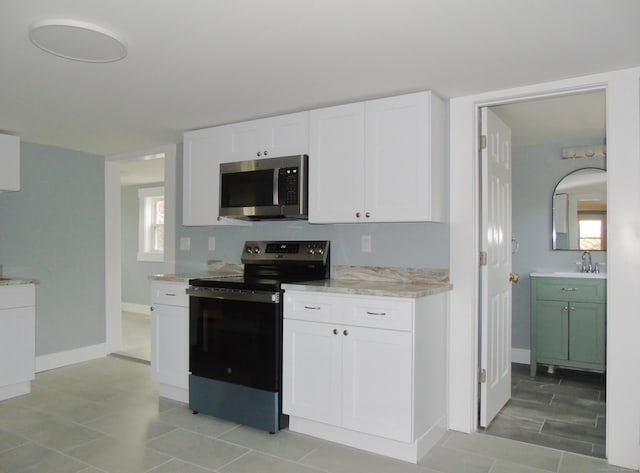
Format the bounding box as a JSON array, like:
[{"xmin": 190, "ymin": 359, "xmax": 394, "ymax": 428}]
[{"xmin": 273, "ymin": 168, "xmax": 280, "ymax": 205}]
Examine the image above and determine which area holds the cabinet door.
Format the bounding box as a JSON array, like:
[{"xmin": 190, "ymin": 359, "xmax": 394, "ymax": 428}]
[
  {"xmin": 223, "ymin": 112, "xmax": 309, "ymax": 161},
  {"xmin": 308, "ymin": 102, "xmax": 365, "ymax": 223},
  {"xmin": 151, "ymin": 304, "xmax": 189, "ymax": 389},
  {"xmin": 569, "ymin": 302, "xmax": 605, "ymax": 367},
  {"xmin": 183, "ymin": 127, "xmax": 248, "ymax": 226},
  {"xmin": 262, "ymin": 111, "xmax": 309, "ymax": 157},
  {"xmin": 282, "ymin": 319, "xmax": 342, "ymax": 425},
  {"xmin": 535, "ymin": 300, "xmax": 569, "ymax": 362},
  {"xmin": 0, "ymin": 134, "xmax": 20, "ymax": 191},
  {"xmin": 341, "ymin": 326, "xmax": 413, "ymax": 442},
  {"xmin": 0, "ymin": 306, "xmax": 35, "ymax": 386},
  {"xmin": 364, "ymin": 91, "xmax": 433, "ymax": 222}
]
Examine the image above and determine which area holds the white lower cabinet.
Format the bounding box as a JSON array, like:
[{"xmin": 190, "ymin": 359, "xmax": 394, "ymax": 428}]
[
  {"xmin": 283, "ymin": 289, "xmax": 447, "ymax": 463},
  {"xmin": 150, "ymin": 281, "xmax": 189, "ymax": 402},
  {"xmin": 0, "ymin": 284, "xmax": 35, "ymax": 401}
]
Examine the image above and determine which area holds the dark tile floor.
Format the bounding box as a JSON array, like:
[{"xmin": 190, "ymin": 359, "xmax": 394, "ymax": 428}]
[{"xmin": 483, "ymin": 363, "xmax": 606, "ymax": 458}]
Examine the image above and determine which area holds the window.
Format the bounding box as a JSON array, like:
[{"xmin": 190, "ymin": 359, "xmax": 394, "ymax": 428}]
[
  {"xmin": 138, "ymin": 186, "xmax": 164, "ymax": 261},
  {"xmin": 578, "ymin": 212, "xmax": 606, "ymax": 250}
]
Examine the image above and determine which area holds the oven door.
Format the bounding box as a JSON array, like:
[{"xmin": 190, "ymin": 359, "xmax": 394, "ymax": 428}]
[{"xmin": 187, "ymin": 287, "xmax": 281, "ymax": 392}]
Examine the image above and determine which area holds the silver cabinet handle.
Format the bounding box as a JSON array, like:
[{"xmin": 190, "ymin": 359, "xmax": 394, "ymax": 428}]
[
  {"xmin": 304, "ymin": 305, "xmax": 321, "ymax": 310},
  {"xmin": 165, "ymin": 293, "xmax": 176, "ymax": 296},
  {"xmin": 561, "ymin": 287, "xmax": 577, "ymax": 292},
  {"xmin": 366, "ymin": 311, "xmax": 386, "ymax": 316}
]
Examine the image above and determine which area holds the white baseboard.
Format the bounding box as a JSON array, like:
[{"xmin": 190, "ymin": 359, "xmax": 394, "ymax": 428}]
[
  {"xmin": 122, "ymin": 302, "xmax": 150, "ymax": 315},
  {"xmin": 35, "ymin": 343, "xmax": 107, "ymax": 372},
  {"xmin": 511, "ymin": 348, "xmax": 530, "ymax": 365}
]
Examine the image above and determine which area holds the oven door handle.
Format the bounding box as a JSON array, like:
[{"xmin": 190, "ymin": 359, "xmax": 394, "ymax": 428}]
[{"xmin": 187, "ymin": 286, "xmax": 280, "ymax": 304}]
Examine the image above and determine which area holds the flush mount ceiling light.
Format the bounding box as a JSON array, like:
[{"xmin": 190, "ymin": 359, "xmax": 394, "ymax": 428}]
[{"xmin": 29, "ymin": 19, "xmax": 127, "ymax": 63}]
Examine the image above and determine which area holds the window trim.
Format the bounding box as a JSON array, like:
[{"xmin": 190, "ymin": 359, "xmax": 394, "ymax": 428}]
[{"xmin": 137, "ymin": 186, "xmax": 165, "ymax": 262}]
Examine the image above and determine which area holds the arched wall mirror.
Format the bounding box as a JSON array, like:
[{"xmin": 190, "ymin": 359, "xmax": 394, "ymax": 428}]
[{"xmin": 552, "ymin": 167, "xmax": 607, "ymax": 250}]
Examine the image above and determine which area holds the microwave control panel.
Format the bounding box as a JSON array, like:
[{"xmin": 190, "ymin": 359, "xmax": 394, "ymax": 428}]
[{"xmin": 278, "ymin": 167, "xmax": 299, "ymax": 205}]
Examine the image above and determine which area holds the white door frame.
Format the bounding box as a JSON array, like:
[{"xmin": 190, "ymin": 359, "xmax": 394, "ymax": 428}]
[
  {"xmin": 449, "ymin": 67, "xmax": 640, "ymax": 470},
  {"xmin": 105, "ymin": 144, "xmax": 177, "ymax": 354}
]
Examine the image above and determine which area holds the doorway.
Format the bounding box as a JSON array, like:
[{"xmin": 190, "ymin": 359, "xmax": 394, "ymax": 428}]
[
  {"xmin": 479, "ymin": 90, "xmax": 607, "ymax": 458},
  {"xmin": 115, "ymin": 155, "xmax": 166, "ymax": 362},
  {"xmin": 105, "ymin": 144, "xmax": 177, "ymax": 358}
]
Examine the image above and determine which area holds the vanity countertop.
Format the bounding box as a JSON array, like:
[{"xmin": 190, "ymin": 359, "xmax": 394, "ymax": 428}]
[{"xmin": 530, "ymin": 271, "xmax": 606, "ymax": 279}]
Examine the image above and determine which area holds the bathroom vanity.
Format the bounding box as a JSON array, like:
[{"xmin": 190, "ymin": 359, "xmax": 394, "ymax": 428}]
[{"xmin": 530, "ymin": 273, "xmax": 606, "ymax": 376}]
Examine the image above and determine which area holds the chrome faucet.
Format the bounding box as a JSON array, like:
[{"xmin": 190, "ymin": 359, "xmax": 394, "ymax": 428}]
[{"xmin": 581, "ymin": 251, "xmax": 593, "ymax": 273}]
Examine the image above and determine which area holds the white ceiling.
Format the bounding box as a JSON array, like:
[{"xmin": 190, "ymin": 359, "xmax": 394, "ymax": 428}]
[{"xmin": 0, "ymin": 1, "xmax": 638, "ymax": 156}]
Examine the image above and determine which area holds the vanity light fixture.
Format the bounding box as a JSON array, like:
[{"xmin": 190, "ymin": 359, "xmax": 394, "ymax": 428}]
[
  {"xmin": 29, "ymin": 19, "xmax": 127, "ymax": 63},
  {"xmin": 561, "ymin": 144, "xmax": 606, "ymax": 160}
]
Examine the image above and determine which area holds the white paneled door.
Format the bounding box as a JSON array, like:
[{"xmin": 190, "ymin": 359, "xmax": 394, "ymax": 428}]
[{"xmin": 479, "ymin": 107, "xmax": 513, "ymax": 427}]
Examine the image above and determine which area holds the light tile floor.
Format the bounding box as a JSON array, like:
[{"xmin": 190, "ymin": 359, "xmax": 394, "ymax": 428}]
[
  {"xmin": 0, "ymin": 357, "xmax": 632, "ymax": 473},
  {"xmin": 114, "ymin": 311, "xmax": 151, "ymax": 363}
]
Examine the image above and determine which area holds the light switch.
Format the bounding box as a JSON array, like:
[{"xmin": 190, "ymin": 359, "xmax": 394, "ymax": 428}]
[
  {"xmin": 208, "ymin": 236, "xmax": 216, "ymax": 251},
  {"xmin": 180, "ymin": 237, "xmax": 191, "ymax": 251}
]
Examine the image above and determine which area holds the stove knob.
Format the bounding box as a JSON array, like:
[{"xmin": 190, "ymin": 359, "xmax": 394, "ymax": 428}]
[
  {"xmin": 308, "ymin": 248, "xmax": 315, "ymax": 255},
  {"xmin": 318, "ymin": 248, "xmax": 324, "ymax": 255},
  {"xmin": 246, "ymin": 246, "xmax": 253, "ymax": 254},
  {"xmin": 253, "ymin": 246, "xmax": 261, "ymax": 254}
]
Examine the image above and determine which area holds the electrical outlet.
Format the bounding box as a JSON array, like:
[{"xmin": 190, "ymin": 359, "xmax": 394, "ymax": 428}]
[
  {"xmin": 179, "ymin": 237, "xmax": 191, "ymax": 251},
  {"xmin": 361, "ymin": 235, "xmax": 372, "ymax": 253},
  {"xmin": 208, "ymin": 236, "xmax": 216, "ymax": 251}
]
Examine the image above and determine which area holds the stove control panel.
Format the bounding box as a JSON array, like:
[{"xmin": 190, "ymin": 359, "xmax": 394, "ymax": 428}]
[{"xmin": 242, "ymin": 240, "xmax": 330, "ymax": 263}]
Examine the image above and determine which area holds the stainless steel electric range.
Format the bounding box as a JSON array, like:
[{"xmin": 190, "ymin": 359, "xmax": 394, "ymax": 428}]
[{"xmin": 186, "ymin": 240, "xmax": 330, "ymax": 433}]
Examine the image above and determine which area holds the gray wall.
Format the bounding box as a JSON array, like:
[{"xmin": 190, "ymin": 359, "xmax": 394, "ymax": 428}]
[
  {"xmin": 0, "ymin": 142, "xmax": 105, "ymax": 356},
  {"xmin": 511, "ymin": 143, "xmax": 605, "ymax": 350},
  {"xmin": 121, "ymin": 183, "xmax": 165, "ymax": 306},
  {"xmin": 173, "ymin": 144, "xmax": 450, "ymax": 273}
]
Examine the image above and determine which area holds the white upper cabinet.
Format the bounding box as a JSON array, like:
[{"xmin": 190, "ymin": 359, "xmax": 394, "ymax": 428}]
[
  {"xmin": 221, "ymin": 111, "xmax": 309, "ymax": 161},
  {"xmin": 309, "ymin": 91, "xmax": 446, "ymax": 223},
  {"xmin": 183, "ymin": 126, "xmax": 248, "ymax": 226},
  {"xmin": 308, "ymin": 102, "xmax": 366, "ymax": 223},
  {"xmin": 0, "ymin": 134, "xmax": 20, "ymax": 192}
]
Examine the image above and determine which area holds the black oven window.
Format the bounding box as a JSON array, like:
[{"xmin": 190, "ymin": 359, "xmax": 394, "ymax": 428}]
[{"xmin": 190, "ymin": 296, "xmax": 279, "ymax": 392}]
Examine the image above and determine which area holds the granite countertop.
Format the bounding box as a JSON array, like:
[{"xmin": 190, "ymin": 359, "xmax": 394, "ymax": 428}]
[
  {"xmin": 283, "ymin": 265, "xmax": 452, "ymax": 299},
  {"xmin": 150, "ymin": 262, "xmax": 453, "ymax": 298},
  {"xmin": 149, "ymin": 260, "xmax": 244, "ymax": 283},
  {"xmin": 0, "ymin": 277, "xmax": 39, "ymax": 286}
]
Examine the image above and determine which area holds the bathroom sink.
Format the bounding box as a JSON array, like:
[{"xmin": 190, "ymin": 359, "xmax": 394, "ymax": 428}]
[{"xmin": 530, "ymin": 271, "xmax": 606, "ymax": 279}]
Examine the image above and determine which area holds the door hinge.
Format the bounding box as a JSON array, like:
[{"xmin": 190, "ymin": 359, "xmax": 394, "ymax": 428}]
[
  {"xmin": 479, "ymin": 251, "xmax": 488, "ymax": 266},
  {"xmin": 480, "ymin": 135, "xmax": 487, "ymax": 150},
  {"xmin": 479, "ymin": 368, "xmax": 487, "ymax": 384}
]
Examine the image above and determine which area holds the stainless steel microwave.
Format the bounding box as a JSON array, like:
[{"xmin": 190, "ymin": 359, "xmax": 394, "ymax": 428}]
[{"xmin": 219, "ymin": 155, "xmax": 308, "ymax": 220}]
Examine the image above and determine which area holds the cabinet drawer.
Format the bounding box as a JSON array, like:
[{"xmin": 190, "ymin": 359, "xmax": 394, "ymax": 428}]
[
  {"xmin": 534, "ymin": 278, "xmax": 605, "ymax": 303},
  {"xmin": 151, "ymin": 281, "xmax": 188, "ymax": 307},
  {"xmin": 284, "ymin": 292, "xmax": 343, "ymax": 325},
  {"xmin": 346, "ymin": 299, "xmax": 414, "ymax": 331},
  {"xmin": 0, "ymin": 284, "xmax": 35, "ymax": 309},
  {"xmin": 284, "ymin": 291, "xmax": 414, "ymax": 331}
]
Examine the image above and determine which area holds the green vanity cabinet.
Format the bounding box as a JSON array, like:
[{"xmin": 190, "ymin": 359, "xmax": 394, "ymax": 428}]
[{"xmin": 530, "ymin": 276, "xmax": 606, "ymax": 376}]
